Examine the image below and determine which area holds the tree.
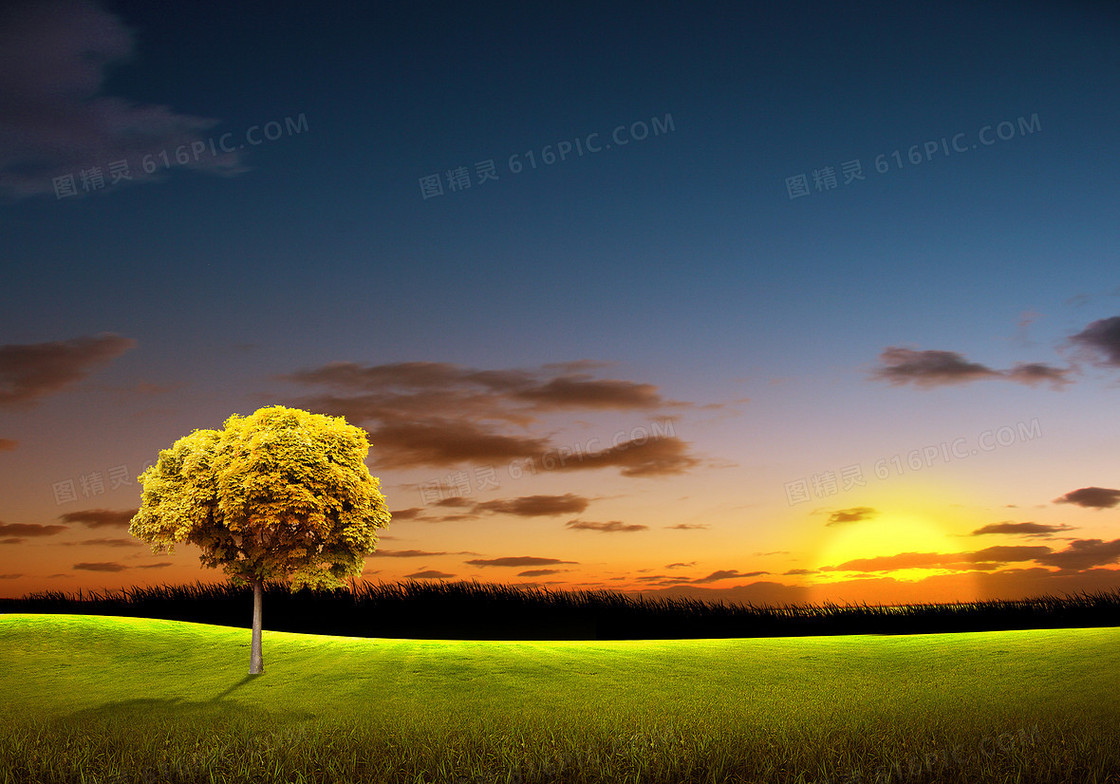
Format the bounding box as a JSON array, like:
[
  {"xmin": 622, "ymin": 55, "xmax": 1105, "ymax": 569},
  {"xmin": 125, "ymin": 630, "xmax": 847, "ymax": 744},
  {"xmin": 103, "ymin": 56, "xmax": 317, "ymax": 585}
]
[{"xmin": 129, "ymin": 405, "xmax": 391, "ymax": 674}]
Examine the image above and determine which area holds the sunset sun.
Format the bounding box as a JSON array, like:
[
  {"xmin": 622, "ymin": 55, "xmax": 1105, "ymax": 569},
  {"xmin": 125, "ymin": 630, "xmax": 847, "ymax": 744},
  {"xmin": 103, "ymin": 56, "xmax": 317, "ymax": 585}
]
[{"xmin": 814, "ymin": 513, "xmax": 962, "ymax": 585}]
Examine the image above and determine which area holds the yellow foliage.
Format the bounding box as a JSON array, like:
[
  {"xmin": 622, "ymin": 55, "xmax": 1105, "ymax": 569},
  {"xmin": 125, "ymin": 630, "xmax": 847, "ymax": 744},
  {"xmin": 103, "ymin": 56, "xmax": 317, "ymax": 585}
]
[{"xmin": 129, "ymin": 405, "xmax": 390, "ymax": 589}]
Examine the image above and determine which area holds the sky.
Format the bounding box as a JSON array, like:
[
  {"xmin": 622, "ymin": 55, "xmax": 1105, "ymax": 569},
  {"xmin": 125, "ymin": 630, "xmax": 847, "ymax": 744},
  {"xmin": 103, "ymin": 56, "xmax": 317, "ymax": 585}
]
[{"xmin": 1, "ymin": 0, "xmax": 1118, "ymax": 605}]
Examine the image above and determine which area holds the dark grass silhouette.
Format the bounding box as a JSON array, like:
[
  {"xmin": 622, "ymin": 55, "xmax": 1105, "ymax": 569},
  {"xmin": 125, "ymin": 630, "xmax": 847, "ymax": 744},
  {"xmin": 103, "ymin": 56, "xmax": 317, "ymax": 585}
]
[{"xmin": 2, "ymin": 580, "xmax": 1118, "ymax": 639}]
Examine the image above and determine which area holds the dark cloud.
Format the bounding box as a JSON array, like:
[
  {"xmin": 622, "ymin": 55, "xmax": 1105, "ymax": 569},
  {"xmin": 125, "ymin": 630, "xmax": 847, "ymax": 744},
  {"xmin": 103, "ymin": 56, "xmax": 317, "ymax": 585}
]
[
  {"xmin": 0, "ymin": 574, "xmax": 23, "ymax": 579},
  {"xmin": 424, "ymin": 513, "xmax": 476, "ymax": 523},
  {"xmin": 665, "ymin": 562, "xmax": 695, "ymax": 568},
  {"xmin": 464, "ymin": 556, "xmax": 578, "ymax": 567},
  {"xmin": 1070, "ymin": 316, "xmax": 1120, "ymax": 366},
  {"xmin": 58, "ymin": 508, "xmax": 137, "ymax": 528},
  {"xmin": 474, "ymin": 494, "xmax": 589, "ymax": 517},
  {"xmin": 73, "ymin": 561, "xmax": 126, "ymax": 572},
  {"xmin": 824, "ymin": 546, "xmax": 1052, "ymax": 573},
  {"xmin": 368, "ymin": 419, "xmax": 550, "ymax": 469},
  {"xmin": 371, "ymin": 549, "xmax": 450, "ymax": 558},
  {"xmin": 284, "ymin": 360, "xmax": 678, "ymax": 417},
  {"xmin": 0, "ymin": 0, "xmax": 245, "ymax": 200},
  {"xmin": 433, "ymin": 496, "xmax": 474, "ymax": 508},
  {"xmin": 387, "ymin": 508, "xmax": 424, "ymax": 520},
  {"xmin": 784, "ymin": 568, "xmax": 815, "ymax": 575},
  {"xmin": 0, "ymin": 333, "xmax": 136, "ymax": 407},
  {"xmin": 632, "ymin": 569, "xmax": 771, "ymax": 586},
  {"xmin": 872, "ymin": 348, "xmax": 999, "ymax": 387},
  {"xmin": 73, "ymin": 537, "xmax": 142, "ymax": 547},
  {"xmin": 136, "ymin": 562, "xmax": 172, "ymax": 569},
  {"xmin": 1035, "ymin": 539, "xmax": 1120, "ymax": 571},
  {"xmin": 1054, "ymin": 487, "xmax": 1120, "ymax": 509},
  {"xmin": 283, "ymin": 360, "xmax": 699, "ymax": 475},
  {"xmin": 549, "ymin": 437, "xmax": 699, "ymax": 477},
  {"xmin": 517, "ymin": 569, "xmax": 566, "ymax": 577},
  {"xmin": 565, "ymin": 520, "xmax": 648, "ymax": 533},
  {"xmin": 665, "ymin": 523, "xmax": 709, "ymax": 530},
  {"xmin": 970, "ymin": 545, "xmax": 1052, "ymax": 563},
  {"xmin": 0, "ymin": 439, "xmax": 17, "ymax": 451},
  {"xmin": 511, "ymin": 377, "xmax": 671, "ymax": 409},
  {"xmin": 1004, "ymin": 363, "xmax": 1073, "ymax": 387},
  {"xmin": 404, "ymin": 570, "xmax": 455, "ymax": 579},
  {"xmin": 871, "ymin": 348, "xmax": 1070, "ymax": 388},
  {"xmin": 826, "ymin": 506, "xmax": 877, "ymax": 525},
  {"xmin": 0, "ymin": 522, "xmax": 68, "ymax": 537},
  {"xmin": 692, "ymin": 569, "xmax": 769, "ymax": 584},
  {"xmin": 971, "ymin": 521, "xmax": 1075, "ymax": 537}
]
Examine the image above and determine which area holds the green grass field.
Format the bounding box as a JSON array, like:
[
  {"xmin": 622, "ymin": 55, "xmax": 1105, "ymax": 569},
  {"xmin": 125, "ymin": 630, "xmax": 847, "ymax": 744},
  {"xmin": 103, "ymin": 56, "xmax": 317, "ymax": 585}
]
[{"xmin": 1, "ymin": 614, "xmax": 1117, "ymax": 783}]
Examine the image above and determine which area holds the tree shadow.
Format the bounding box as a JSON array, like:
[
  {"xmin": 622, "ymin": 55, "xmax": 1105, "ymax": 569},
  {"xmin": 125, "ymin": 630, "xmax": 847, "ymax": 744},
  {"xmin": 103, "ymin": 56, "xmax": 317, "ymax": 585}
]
[
  {"xmin": 211, "ymin": 673, "xmax": 260, "ymax": 702},
  {"xmin": 53, "ymin": 697, "xmax": 318, "ymax": 780},
  {"xmin": 58, "ymin": 693, "xmax": 316, "ymax": 739}
]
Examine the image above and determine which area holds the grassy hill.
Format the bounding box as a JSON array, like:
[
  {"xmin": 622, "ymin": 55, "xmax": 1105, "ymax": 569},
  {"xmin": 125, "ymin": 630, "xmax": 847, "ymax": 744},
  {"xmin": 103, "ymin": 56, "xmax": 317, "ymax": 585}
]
[{"xmin": 1, "ymin": 613, "xmax": 1118, "ymax": 783}]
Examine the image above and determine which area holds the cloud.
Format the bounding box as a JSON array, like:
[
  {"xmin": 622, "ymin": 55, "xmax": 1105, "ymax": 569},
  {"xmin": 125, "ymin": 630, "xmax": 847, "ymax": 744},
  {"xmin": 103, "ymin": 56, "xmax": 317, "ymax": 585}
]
[
  {"xmin": 464, "ymin": 556, "xmax": 578, "ymax": 567},
  {"xmin": 0, "ymin": 574, "xmax": 23, "ymax": 579},
  {"xmin": 392, "ymin": 495, "xmax": 595, "ymax": 522},
  {"xmin": 370, "ymin": 549, "xmax": 450, "ymax": 558},
  {"xmin": 282, "ymin": 360, "xmax": 699, "ymax": 475},
  {"xmin": 0, "ymin": 333, "xmax": 136, "ymax": 407},
  {"xmin": 826, "ymin": 506, "xmax": 877, "ymax": 525},
  {"xmin": 367, "ymin": 419, "xmax": 551, "ymax": 470},
  {"xmin": 1053, "ymin": 487, "xmax": 1120, "ymax": 509},
  {"xmin": 73, "ymin": 561, "xmax": 126, "ymax": 572},
  {"xmin": 387, "ymin": 508, "xmax": 424, "ymax": 520},
  {"xmin": 511, "ymin": 377, "xmax": 672, "ymax": 409},
  {"xmin": 404, "ymin": 570, "xmax": 455, "ymax": 579},
  {"xmin": 0, "ymin": 439, "xmax": 17, "ymax": 451},
  {"xmin": 666, "ymin": 523, "xmax": 709, "ymax": 530},
  {"xmin": 283, "ymin": 360, "xmax": 681, "ymax": 417},
  {"xmin": 823, "ymin": 546, "xmax": 1052, "ymax": 573},
  {"xmin": 58, "ymin": 508, "xmax": 137, "ymax": 528},
  {"xmin": 136, "ymin": 562, "xmax": 172, "ymax": 569},
  {"xmin": 632, "ymin": 569, "xmax": 771, "ymax": 586},
  {"xmin": 970, "ymin": 521, "xmax": 1075, "ymax": 537},
  {"xmin": 969, "ymin": 545, "xmax": 1053, "ymax": 563},
  {"xmin": 0, "ymin": 0, "xmax": 245, "ymax": 200},
  {"xmin": 70, "ymin": 537, "xmax": 142, "ymax": 547},
  {"xmin": 665, "ymin": 562, "xmax": 695, "ymax": 568},
  {"xmin": 433, "ymin": 496, "xmax": 474, "ymax": 508},
  {"xmin": 816, "ymin": 537, "xmax": 1120, "ymax": 576},
  {"xmin": 565, "ymin": 519, "xmax": 649, "ymax": 533},
  {"xmin": 549, "ymin": 437, "xmax": 700, "ymax": 477},
  {"xmin": 692, "ymin": 569, "xmax": 769, "ymax": 584},
  {"xmin": 473, "ymin": 493, "xmax": 589, "ymax": 517},
  {"xmin": 870, "ymin": 348, "xmax": 1070, "ymax": 388},
  {"xmin": 1035, "ymin": 539, "xmax": 1120, "ymax": 571},
  {"xmin": 1003, "ymin": 363, "xmax": 1073, "ymax": 387},
  {"xmin": 1070, "ymin": 316, "xmax": 1120, "ymax": 366},
  {"xmin": 517, "ymin": 569, "xmax": 566, "ymax": 577},
  {"xmin": 0, "ymin": 522, "xmax": 68, "ymax": 537},
  {"xmin": 871, "ymin": 348, "xmax": 999, "ymax": 387},
  {"xmin": 784, "ymin": 568, "xmax": 815, "ymax": 575}
]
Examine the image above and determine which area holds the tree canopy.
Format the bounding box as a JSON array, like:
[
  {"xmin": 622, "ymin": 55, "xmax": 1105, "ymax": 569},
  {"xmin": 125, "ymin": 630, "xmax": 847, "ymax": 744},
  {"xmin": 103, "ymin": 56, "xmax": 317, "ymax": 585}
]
[{"xmin": 129, "ymin": 405, "xmax": 391, "ymax": 591}]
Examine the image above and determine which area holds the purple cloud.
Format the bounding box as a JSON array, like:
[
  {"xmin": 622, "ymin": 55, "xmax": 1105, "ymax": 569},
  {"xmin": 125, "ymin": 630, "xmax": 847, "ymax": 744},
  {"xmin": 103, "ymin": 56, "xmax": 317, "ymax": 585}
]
[{"xmin": 0, "ymin": 0, "xmax": 245, "ymax": 200}]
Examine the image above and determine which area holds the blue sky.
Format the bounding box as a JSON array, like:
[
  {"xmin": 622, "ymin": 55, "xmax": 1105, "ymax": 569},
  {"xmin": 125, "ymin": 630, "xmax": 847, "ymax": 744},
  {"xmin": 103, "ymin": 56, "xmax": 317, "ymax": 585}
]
[{"xmin": 1, "ymin": 0, "xmax": 1118, "ymax": 602}]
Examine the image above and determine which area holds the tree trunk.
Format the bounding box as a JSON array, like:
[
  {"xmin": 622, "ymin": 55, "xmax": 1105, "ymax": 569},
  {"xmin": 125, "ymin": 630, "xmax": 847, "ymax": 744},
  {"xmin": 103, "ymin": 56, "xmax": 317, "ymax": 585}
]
[{"xmin": 249, "ymin": 578, "xmax": 264, "ymax": 674}]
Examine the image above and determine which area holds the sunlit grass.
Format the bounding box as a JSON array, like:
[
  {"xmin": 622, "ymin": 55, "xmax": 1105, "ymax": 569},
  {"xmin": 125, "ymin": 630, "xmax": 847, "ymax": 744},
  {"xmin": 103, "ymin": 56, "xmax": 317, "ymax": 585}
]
[{"xmin": 1, "ymin": 613, "xmax": 1118, "ymax": 782}]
